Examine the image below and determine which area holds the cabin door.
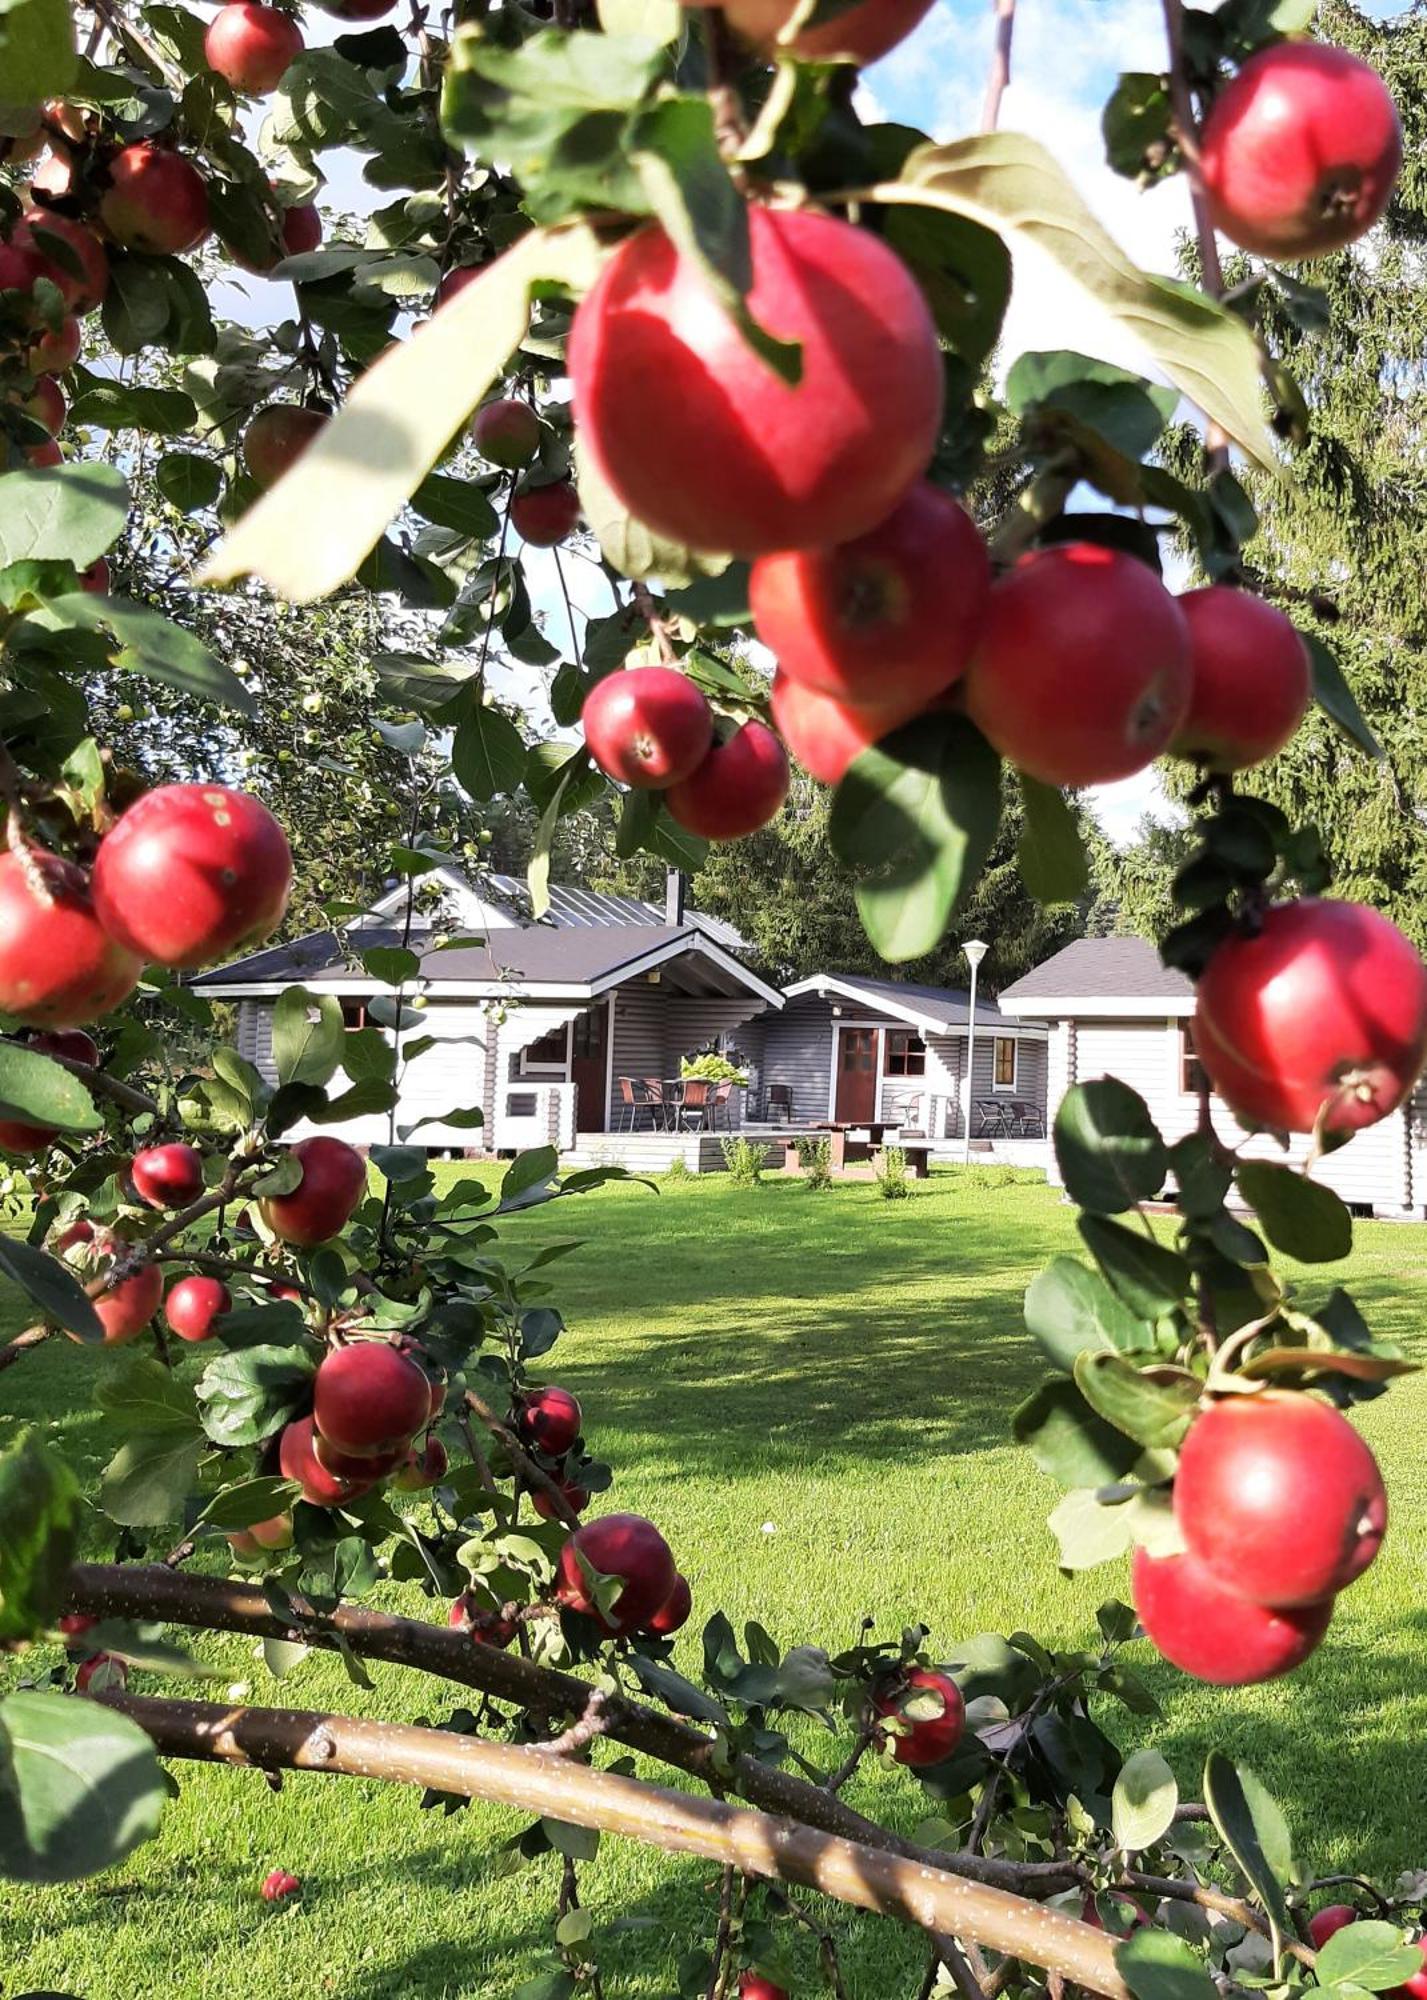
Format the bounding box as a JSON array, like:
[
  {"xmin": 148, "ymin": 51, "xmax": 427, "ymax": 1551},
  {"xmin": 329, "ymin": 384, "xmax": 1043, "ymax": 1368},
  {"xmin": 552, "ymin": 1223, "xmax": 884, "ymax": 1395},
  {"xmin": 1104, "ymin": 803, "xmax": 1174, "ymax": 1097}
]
[
  {"xmin": 834, "ymin": 1027, "xmax": 878, "ymax": 1123},
  {"xmin": 572, "ymin": 1005, "xmax": 608, "ymax": 1132}
]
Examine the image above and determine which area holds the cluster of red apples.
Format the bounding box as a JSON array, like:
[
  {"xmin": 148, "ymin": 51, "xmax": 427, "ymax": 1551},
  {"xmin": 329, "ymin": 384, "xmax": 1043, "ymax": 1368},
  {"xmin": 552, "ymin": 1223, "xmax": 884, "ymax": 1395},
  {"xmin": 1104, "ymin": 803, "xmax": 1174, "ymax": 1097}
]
[{"xmin": 1134, "ymin": 1391, "xmax": 1388, "ymax": 1685}]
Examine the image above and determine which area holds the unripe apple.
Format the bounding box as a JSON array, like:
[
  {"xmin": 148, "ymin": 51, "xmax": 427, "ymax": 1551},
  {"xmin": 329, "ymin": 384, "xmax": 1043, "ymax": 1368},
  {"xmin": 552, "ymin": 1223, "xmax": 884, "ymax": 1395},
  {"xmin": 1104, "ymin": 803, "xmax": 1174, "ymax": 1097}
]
[
  {"xmin": 871, "ymin": 1666, "xmax": 966, "ymax": 1766},
  {"xmin": 90, "ymin": 1261, "xmax": 164, "ymax": 1345},
  {"xmin": 393, "ymin": 1435, "xmax": 448, "ymax": 1490},
  {"xmin": 0, "ymin": 850, "xmax": 142, "ymax": 1027},
  {"xmin": 644, "ymin": 1572, "xmax": 692, "ymax": 1636},
  {"xmin": 568, "ymin": 207, "xmax": 942, "ymax": 556},
  {"xmin": 701, "ymin": 0, "xmax": 935, "ymax": 62},
  {"xmin": 511, "ymin": 480, "xmax": 580, "ymax": 547},
  {"xmin": 472, "ymin": 396, "xmax": 540, "ymax": 469},
  {"xmin": 665, "ymin": 722, "xmax": 790, "ymax": 841},
  {"xmin": 769, "ymin": 672, "xmax": 921, "ymax": 788},
  {"xmin": 27, "ymin": 313, "xmax": 82, "ymax": 374},
  {"xmin": 1170, "ymin": 587, "xmax": 1311, "ymax": 771},
  {"xmin": 260, "ymin": 1136, "xmax": 367, "ymax": 1245},
  {"xmin": 1308, "ymin": 1906, "xmax": 1358, "ymax": 1950},
  {"xmin": 313, "ymin": 1340, "xmax": 432, "ymax": 1457},
  {"xmin": 164, "ymin": 1273, "xmax": 231, "ymax": 1342},
  {"xmin": 92, "ymin": 782, "xmax": 293, "ymax": 969},
  {"xmin": 131, "ymin": 1141, "xmax": 204, "ymax": 1210},
  {"xmin": 1174, "ymin": 1392, "xmax": 1386, "ymax": 1608},
  {"xmin": 1131, "ymin": 1545, "xmax": 1333, "ymax": 1685},
  {"xmin": 13, "ymin": 210, "xmax": 109, "ymax": 313},
  {"xmin": 532, "ymin": 1477, "xmax": 591, "ymax": 1522},
  {"xmin": 555, "ymin": 1512, "xmax": 678, "ymax": 1634},
  {"xmin": 750, "ymin": 481, "xmax": 990, "ymax": 709},
  {"xmin": 517, "ymin": 1385, "xmax": 582, "ymax": 1456},
  {"xmin": 963, "ymin": 543, "xmax": 1191, "ymax": 787},
  {"xmin": 242, "ymin": 405, "xmax": 328, "ymax": 489},
  {"xmin": 204, "ymin": 3, "xmax": 304, "ymax": 94},
  {"xmin": 277, "ymin": 1414, "xmax": 374, "ymax": 1507},
  {"xmin": 99, "ymin": 144, "xmax": 210, "ymax": 256},
  {"xmin": 581, "ymin": 668, "xmax": 714, "ymax": 790},
  {"xmin": 1199, "ymin": 43, "xmax": 1402, "ymax": 261},
  {"xmin": 1195, "ymin": 899, "xmax": 1427, "ymax": 1135}
]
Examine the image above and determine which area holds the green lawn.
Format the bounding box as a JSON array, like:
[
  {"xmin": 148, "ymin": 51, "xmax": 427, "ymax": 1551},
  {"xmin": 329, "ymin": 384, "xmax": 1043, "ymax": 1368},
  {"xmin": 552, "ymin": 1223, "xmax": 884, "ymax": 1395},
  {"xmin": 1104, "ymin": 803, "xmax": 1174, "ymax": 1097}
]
[{"xmin": 5, "ymin": 1169, "xmax": 1427, "ymax": 1999}]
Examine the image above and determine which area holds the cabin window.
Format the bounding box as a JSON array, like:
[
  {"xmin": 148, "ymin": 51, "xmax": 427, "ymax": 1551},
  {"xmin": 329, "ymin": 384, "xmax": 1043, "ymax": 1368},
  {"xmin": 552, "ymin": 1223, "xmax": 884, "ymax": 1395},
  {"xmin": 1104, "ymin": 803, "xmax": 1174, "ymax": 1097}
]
[
  {"xmin": 340, "ymin": 999, "xmax": 368, "ymax": 1031},
  {"xmin": 1180, "ymin": 1022, "xmax": 1209, "ymax": 1095},
  {"xmin": 521, "ymin": 1022, "xmax": 569, "ymax": 1072},
  {"xmin": 571, "ymin": 1011, "xmax": 602, "ymax": 1059},
  {"xmin": 885, "ymin": 1031, "xmax": 926, "ymax": 1077},
  {"xmin": 993, "ymin": 1036, "xmax": 1018, "ymax": 1091}
]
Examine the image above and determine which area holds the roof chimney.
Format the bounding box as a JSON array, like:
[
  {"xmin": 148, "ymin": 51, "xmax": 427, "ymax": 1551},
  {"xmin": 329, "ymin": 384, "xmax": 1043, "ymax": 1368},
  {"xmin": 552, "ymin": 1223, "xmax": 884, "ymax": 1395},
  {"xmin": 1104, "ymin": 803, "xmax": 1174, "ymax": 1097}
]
[{"xmin": 665, "ymin": 867, "xmax": 687, "ymax": 928}]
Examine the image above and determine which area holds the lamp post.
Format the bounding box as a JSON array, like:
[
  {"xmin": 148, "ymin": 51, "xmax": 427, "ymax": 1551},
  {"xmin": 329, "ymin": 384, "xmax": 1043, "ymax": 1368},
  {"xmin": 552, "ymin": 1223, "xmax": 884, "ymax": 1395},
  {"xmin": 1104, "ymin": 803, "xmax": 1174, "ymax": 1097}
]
[{"xmin": 962, "ymin": 940, "xmax": 989, "ymax": 1165}]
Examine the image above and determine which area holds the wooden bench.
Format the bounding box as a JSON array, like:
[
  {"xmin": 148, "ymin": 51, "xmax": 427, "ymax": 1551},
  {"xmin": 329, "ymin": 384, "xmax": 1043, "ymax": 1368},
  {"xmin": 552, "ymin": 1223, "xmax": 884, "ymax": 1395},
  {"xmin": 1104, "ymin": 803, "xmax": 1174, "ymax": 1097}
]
[{"xmin": 777, "ymin": 1132, "xmax": 934, "ymax": 1178}]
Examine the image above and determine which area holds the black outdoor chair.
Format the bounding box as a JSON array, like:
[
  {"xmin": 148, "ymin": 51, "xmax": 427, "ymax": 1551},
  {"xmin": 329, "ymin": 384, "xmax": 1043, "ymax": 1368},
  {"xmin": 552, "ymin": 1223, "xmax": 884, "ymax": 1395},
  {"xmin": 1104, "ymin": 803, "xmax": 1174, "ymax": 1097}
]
[
  {"xmin": 1007, "ymin": 1099, "xmax": 1045, "ymax": 1137},
  {"xmin": 766, "ymin": 1084, "xmax": 793, "ymax": 1125}
]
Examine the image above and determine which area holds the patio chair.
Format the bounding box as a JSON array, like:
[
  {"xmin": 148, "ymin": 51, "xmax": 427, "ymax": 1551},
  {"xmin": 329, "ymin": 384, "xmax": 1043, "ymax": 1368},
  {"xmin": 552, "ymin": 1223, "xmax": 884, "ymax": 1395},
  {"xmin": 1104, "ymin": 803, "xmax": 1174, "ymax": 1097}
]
[
  {"xmin": 677, "ymin": 1077, "xmax": 712, "ymax": 1131},
  {"xmin": 972, "ymin": 1099, "xmax": 1009, "ymax": 1138},
  {"xmin": 709, "ymin": 1078, "xmax": 735, "ymax": 1130},
  {"xmin": 615, "ymin": 1077, "xmax": 654, "ymax": 1133},
  {"xmin": 643, "ymin": 1078, "xmax": 670, "ymax": 1131},
  {"xmin": 766, "ymin": 1084, "xmax": 793, "ymax": 1126},
  {"xmin": 1008, "ymin": 1099, "xmax": 1045, "ymax": 1137}
]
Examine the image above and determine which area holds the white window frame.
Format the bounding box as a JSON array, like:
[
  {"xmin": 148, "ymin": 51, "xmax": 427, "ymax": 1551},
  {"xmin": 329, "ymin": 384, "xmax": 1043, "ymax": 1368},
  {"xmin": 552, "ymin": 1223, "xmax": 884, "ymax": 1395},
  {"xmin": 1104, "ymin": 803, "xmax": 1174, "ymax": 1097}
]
[
  {"xmin": 1176, "ymin": 1020, "xmax": 1209, "ymax": 1099},
  {"xmin": 519, "ymin": 1018, "xmax": 573, "ymax": 1077},
  {"xmin": 991, "ymin": 1035, "xmax": 1019, "ymax": 1093}
]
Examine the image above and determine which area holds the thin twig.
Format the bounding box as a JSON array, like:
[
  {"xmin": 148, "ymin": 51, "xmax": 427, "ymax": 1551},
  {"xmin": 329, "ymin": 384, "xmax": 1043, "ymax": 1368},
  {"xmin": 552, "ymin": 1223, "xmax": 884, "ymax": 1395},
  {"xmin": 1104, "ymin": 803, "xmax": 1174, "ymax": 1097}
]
[
  {"xmin": 979, "ymin": 0, "xmax": 1016, "ymax": 133},
  {"xmin": 464, "ymin": 1387, "xmax": 583, "ymax": 1527},
  {"xmin": 1160, "ymin": 0, "xmax": 1229, "ymax": 471},
  {"xmin": 544, "ymin": 1687, "xmax": 610, "ymax": 1757}
]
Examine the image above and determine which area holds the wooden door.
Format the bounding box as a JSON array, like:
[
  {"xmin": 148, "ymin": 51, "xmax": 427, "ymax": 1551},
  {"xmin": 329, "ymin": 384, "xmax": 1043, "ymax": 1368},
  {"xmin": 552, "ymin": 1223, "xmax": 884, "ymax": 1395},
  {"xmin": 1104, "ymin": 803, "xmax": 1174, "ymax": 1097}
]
[
  {"xmin": 834, "ymin": 1027, "xmax": 878, "ymax": 1123},
  {"xmin": 572, "ymin": 1007, "xmax": 607, "ymax": 1132}
]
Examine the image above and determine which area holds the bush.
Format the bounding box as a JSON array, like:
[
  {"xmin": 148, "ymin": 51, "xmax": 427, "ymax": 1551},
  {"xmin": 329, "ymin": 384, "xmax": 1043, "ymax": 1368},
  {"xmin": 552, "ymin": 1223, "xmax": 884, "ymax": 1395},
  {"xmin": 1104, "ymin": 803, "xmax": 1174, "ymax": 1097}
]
[
  {"xmin": 681, "ymin": 1051, "xmax": 749, "ymax": 1085},
  {"xmin": 946, "ymin": 1164, "xmax": 1045, "ymax": 1190},
  {"xmin": 794, "ymin": 1136, "xmax": 834, "ymax": 1189},
  {"xmin": 720, "ymin": 1135, "xmax": 766, "ymax": 1186},
  {"xmin": 662, "ymin": 1155, "xmax": 693, "ymax": 1183},
  {"xmin": 874, "ymin": 1146, "xmax": 911, "ymax": 1200}
]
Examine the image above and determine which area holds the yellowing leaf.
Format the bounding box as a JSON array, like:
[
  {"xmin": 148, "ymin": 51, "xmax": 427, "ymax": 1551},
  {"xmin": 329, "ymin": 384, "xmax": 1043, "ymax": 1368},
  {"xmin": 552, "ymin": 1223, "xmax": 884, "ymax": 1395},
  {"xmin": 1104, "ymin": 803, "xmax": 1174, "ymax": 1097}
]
[
  {"xmin": 868, "ymin": 132, "xmax": 1279, "ymax": 470},
  {"xmin": 199, "ymin": 223, "xmax": 605, "ymax": 604}
]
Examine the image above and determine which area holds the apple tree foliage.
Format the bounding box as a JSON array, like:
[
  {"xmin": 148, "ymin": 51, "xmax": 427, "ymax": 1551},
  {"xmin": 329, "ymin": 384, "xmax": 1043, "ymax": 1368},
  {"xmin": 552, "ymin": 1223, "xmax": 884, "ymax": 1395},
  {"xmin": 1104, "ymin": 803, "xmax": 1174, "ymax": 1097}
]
[{"xmin": 0, "ymin": 0, "xmax": 1422, "ymax": 1994}]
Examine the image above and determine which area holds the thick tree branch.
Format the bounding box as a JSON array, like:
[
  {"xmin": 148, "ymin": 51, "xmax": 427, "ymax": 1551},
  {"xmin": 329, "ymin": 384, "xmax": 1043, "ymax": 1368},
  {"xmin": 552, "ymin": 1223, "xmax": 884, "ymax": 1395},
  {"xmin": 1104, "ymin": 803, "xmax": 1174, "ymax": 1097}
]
[
  {"xmin": 97, "ymin": 1692, "xmax": 1129, "ymax": 1998},
  {"xmin": 0, "ymin": 1324, "xmax": 52, "ymax": 1373},
  {"xmin": 63, "ymin": 1564, "xmax": 1076, "ymax": 1898}
]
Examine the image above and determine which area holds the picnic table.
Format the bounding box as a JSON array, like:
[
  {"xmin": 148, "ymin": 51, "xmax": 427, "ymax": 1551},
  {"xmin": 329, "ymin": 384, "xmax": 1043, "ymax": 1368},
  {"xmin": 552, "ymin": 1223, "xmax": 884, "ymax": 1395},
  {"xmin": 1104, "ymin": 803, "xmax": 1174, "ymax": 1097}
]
[{"xmin": 774, "ymin": 1123, "xmax": 933, "ymax": 1177}]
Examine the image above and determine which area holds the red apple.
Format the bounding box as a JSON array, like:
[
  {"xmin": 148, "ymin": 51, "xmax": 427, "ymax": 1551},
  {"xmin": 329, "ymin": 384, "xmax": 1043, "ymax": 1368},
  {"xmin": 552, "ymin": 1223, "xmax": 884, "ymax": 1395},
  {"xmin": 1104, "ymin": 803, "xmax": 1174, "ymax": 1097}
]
[
  {"xmin": 58, "ymin": 1611, "xmax": 98, "ymax": 1646},
  {"xmin": 242, "ymin": 404, "xmax": 328, "ymax": 488},
  {"xmin": 581, "ymin": 668, "xmax": 714, "ymax": 790},
  {"xmin": 131, "ymin": 1141, "xmax": 204, "ymax": 1210},
  {"xmin": 393, "ymin": 1436, "xmax": 448, "ymax": 1490},
  {"xmin": 164, "ymin": 1274, "xmax": 231, "ymax": 1342},
  {"xmin": 313, "ymin": 1432, "xmax": 412, "ymax": 1481},
  {"xmin": 568, "ymin": 206, "xmax": 942, "ymax": 556},
  {"xmin": 555, "ymin": 1512, "xmax": 678, "ymax": 1634},
  {"xmin": 92, "ymin": 782, "xmax": 293, "ymax": 969},
  {"xmin": 1170, "ymin": 587, "xmax": 1311, "ymax": 771},
  {"xmin": 737, "ymin": 1978, "xmax": 788, "ymax": 2000},
  {"xmin": 228, "ymin": 1511, "xmax": 293, "ymax": 1558},
  {"xmin": 0, "ymin": 240, "xmax": 48, "ymax": 304},
  {"xmin": 1308, "ymin": 1907, "xmax": 1358, "ymax": 1950},
  {"xmin": 13, "ymin": 210, "xmax": 108, "ymax": 313},
  {"xmin": 99, "ymin": 144, "xmax": 210, "ymax": 255},
  {"xmin": 707, "ymin": 0, "xmax": 935, "ymax": 61},
  {"xmin": 963, "ymin": 543, "xmax": 1191, "ymax": 787},
  {"xmin": 518, "ymin": 1385, "xmax": 582, "ymax": 1456},
  {"xmin": 0, "ymin": 1117, "xmax": 55, "ymax": 1156},
  {"xmin": 1199, "ymin": 43, "xmax": 1402, "ymax": 260},
  {"xmin": 27, "ymin": 313, "xmax": 82, "ymax": 373},
  {"xmin": 277, "ymin": 1414, "xmax": 374, "ymax": 1507},
  {"xmin": 313, "ymin": 1339, "xmax": 432, "ymax": 1456},
  {"xmin": 448, "ymin": 1592, "xmax": 517, "ymax": 1646},
  {"xmin": 260, "ymin": 1136, "xmax": 367, "ymax": 1245},
  {"xmin": 8, "ymin": 374, "xmax": 66, "ymax": 436},
  {"xmin": 511, "ymin": 480, "xmax": 580, "ymax": 547},
  {"xmin": 260, "ymin": 1868, "xmax": 301, "ymax": 1900},
  {"xmin": 90, "ymin": 1261, "xmax": 164, "ymax": 1345},
  {"xmin": 769, "ymin": 671, "xmax": 922, "ymax": 788},
  {"xmin": 0, "ymin": 849, "xmax": 142, "ymax": 1027},
  {"xmin": 532, "ymin": 1477, "xmax": 591, "ymax": 1522},
  {"xmin": 472, "ymin": 396, "xmax": 540, "ymax": 469},
  {"xmin": 1195, "ymin": 899, "xmax": 1427, "ymax": 1135},
  {"xmin": 665, "ymin": 722, "xmax": 790, "ymax": 840},
  {"xmin": 1174, "ymin": 1392, "xmax": 1386, "ymax": 1608},
  {"xmin": 75, "ymin": 1651, "xmax": 128, "ymax": 1692},
  {"xmin": 80, "ymin": 556, "xmax": 109, "ymax": 594},
  {"xmin": 750, "ymin": 481, "xmax": 990, "ymax": 709},
  {"xmin": 1131, "ymin": 1545, "xmax": 1333, "ymax": 1685},
  {"xmin": 204, "ymin": 2, "xmax": 304, "ymax": 93},
  {"xmin": 435, "ymin": 264, "xmax": 480, "ymax": 307},
  {"xmin": 871, "ymin": 1666, "xmax": 966, "ymax": 1766},
  {"xmin": 1393, "ymin": 1937, "xmax": 1427, "ymax": 2000},
  {"xmin": 644, "ymin": 1572, "xmax": 692, "ymax": 1636}
]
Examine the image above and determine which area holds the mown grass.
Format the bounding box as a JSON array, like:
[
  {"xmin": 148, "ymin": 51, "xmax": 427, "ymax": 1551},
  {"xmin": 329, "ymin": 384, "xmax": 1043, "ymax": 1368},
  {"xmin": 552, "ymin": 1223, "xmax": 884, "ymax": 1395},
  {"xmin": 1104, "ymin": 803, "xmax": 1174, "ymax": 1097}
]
[{"xmin": 4, "ymin": 1168, "xmax": 1427, "ymax": 1999}]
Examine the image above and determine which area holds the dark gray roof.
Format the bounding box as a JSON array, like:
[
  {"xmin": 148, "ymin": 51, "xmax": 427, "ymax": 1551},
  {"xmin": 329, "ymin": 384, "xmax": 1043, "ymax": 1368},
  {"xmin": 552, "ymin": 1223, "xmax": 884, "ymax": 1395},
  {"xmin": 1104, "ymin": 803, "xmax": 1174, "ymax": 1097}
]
[
  {"xmin": 999, "ymin": 937, "xmax": 1192, "ymax": 1004},
  {"xmin": 789, "ymin": 974, "xmax": 1010, "ymax": 1032},
  {"xmin": 485, "ymin": 874, "xmax": 746, "ymax": 953}
]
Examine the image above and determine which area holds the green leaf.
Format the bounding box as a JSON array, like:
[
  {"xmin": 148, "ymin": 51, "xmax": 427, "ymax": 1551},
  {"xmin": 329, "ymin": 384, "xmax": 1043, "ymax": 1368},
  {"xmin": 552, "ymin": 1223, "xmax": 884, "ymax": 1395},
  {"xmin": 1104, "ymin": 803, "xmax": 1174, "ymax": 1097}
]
[
  {"xmin": 23, "ymin": 594, "xmax": 255, "ymax": 715},
  {"xmin": 869, "ymin": 132, "xmax": 1277, "ymax": 467},
  {"xmin": 1115, "ymin": 1928, "xmax": 1218, "ymax": 2000},
  {"xmin": 1314, "ymin": 1924, "xmax": 1426, "ymax": 1993},
  {"xmin": 272, "ymin": 987, "xmax": 345, "ymax": 1090},
  {"xmin": 0, "ymin": 1692, "xmax": 165, "ymax": 1884},
  {"xmin": 1101, "ymin": 71, "xmax": 1174, "ymax": 180},
  {"xmin": 541, "ymin": 1816, "xmax": 600, "ymax": 1861},
  {"xmin": 1012, "ymin": 1377, "xmax": 1142, "ymax": 1486},
  {"xmin": 1202, "ymin": 1752, "xmax": 1295, "ymax": 1953},
  {"xmin": 501, "ymin": 1146, "xmax": 560, "ymax": 1206},
  {"xmin": 1047, "ymin": 1486, "xmax": 1134, "ymax": 1571},
  {"xmin": 829, "ymin": 713, "xmax": 1002, "ymax": 963},
  {"xmin": 202, "ymin": 224, "xmax": 604, "ymax": 602},
  {"xmin": 194, "ymin": 1477, "xmax": 294, "ymax": 1532},
  {"xmin": 1016, "ymin": 774, "xmax": 1090, "ymax": 905},
  {"xmin": 1055, "ymin": 1080, "xmax": 1167, "ymax": 1215},
  {"xmin": 452, "ymin": 705, "xmax": 528, "ymax": 801},
  {"xmin": 0, "ymin": 1044, "xmax": 101, "ymax": 1133},
  {"xmin": 1073, "ymin": 1350, "xmax": 1198, "ymax": 1448},
  {"xmin": 1007, "ymin": 350, "xmax": 1179, "ymax": 462},
  {"xmin": 881, "ymin": 206, "xmax": 1010, "ymax": 371},
  {"xmin": 1080, "ymin": 1214, "xmax": 1190, "ymax": 1319},
  {"xmin": 1302, "ymin": 632, "xmax": 1382, "ymax": 759},
  {"xmin": 154, "ymin": 452, "xmax": 223, "ymax": 514},
  {"xmin": 0, "ymin": 1236, "xmax": 103, "ymax": 1344},
  {"xmin": 0, "ymin": 465, "xmax": 129, "ymax": 570},
  {"xmin": 68, "ymin": 381, "xmax": 197, "ymax": 435},
  {"xmin": 194, "ymin": 1345, "xmax": 315, "ymax": 1449},
  {"xmin": 1024, "ymin": 1256, "xmax": 1153, "ymax": 1369},
  {"xmin": 360, "ymin": 945, "xmax": 422, "ymax": 986},
  {"xmin": 410, "ymin": 473, "xmax": 500, "ymax": 538},
  {"xmin": 528, "ymin": 770, "xmax": 571, "ymax": 923},
  {"xmin": 0, "ymin": 1433, "xmax": 80, "ymax": 1644},
  {"xmin": 1235, "ymin": 1162, "xmax": 1352, "ymax": 1265},
  {"xmin": 0, "ymin": 0, "xmax": 76, "ymax": 102},
  {"xmin": 1112, "ymin": 1747, "xmax": 1177, "ymax": 1852},
  {"xmin": 100, "ymin": 1429, "xmax": 205, "ymax": 1528}
]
